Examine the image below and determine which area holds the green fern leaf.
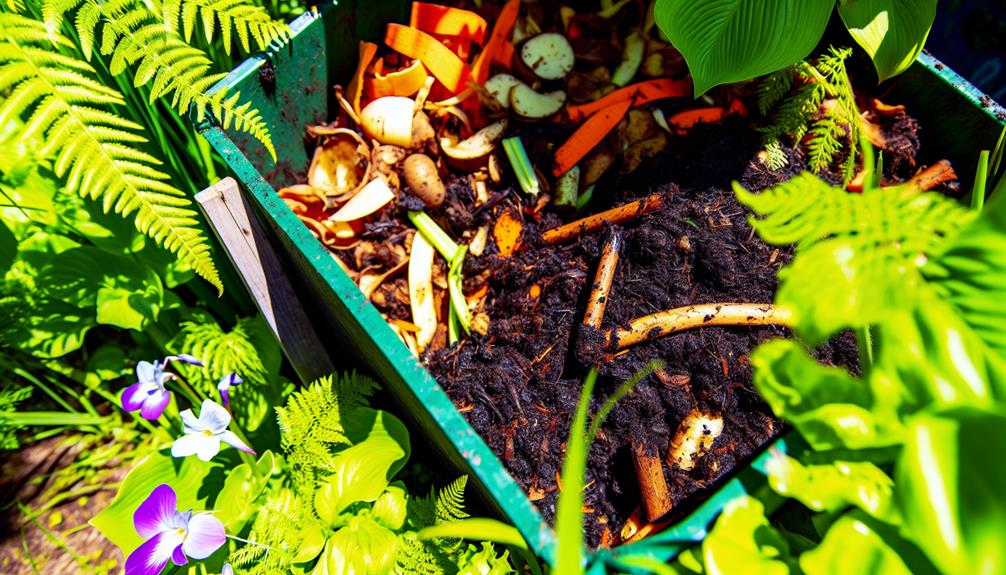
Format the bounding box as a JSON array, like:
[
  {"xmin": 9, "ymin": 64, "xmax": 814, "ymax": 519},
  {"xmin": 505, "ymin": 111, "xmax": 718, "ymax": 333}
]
[
  {"xmin": 44, "ymin": 0, "xmax": 277, "ymax": 159},
  {"xmin": 171, "ymin": 315, "xmax": 272, "ymax": 388},
  {"xmin": 0, "ymin": 14, "xmax": 221, "ymax": 289},
  {"xmin": 757, "ymin": 68, "xmax": 796, "ymax": 116},
  {"xmin": 160, "ymin": 0, "xmax": 290, "ymax": 55},
  {"xmin": 736, "ymin": 173, "xmax": 974, "ymax": 343},
  {"xmin": 395, "ymin": 531, "xmax": 450, "ymax": 575},
  {"xmin": 435, "ymin": 476, "xmax": 470, "ymax": 524}
]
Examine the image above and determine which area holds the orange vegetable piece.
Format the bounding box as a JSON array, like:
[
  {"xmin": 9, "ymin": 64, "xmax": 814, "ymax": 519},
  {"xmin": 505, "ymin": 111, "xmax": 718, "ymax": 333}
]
[
  {"xmin": 728, "ymin": 98, "xmax": 748, "ymax": 116},
  {"xmin": 385, "ymin": 23, "xmax": 471, "ymax": 93},
  {"xmin": 347, "ymin": 41, "xmax": 379, "ymax": 117},
  {"xmin": 493, "ymin": 208, "xmax": 523, "ymax": 256},
  {"xmin": 529, "ymin": 284, "xmax": 541, "ymax": 299},
  {"xmin": 366, "ymin": 58, "xmax": 429, "ymax": 98},
  {"xmin": 565, "ymin": 78, "xmax": 691, "ymax": 123},
  {"xmin": 669, "ymin": 106, "xmax": 726, "ymax": 133},
  {"xmin": 471, "ymin": 0, "xmax": 520, "ymax": 85},
  {"xmin": 410, "ymin": 2, "xmax": 488, "ymax": 42},
  {"xmin": 494, "ymin": 40, "xmax": 515, "ymax": 67},
  {"xmin": 553, "ymin": 98, "xmax": 633, "ymax": 177}
]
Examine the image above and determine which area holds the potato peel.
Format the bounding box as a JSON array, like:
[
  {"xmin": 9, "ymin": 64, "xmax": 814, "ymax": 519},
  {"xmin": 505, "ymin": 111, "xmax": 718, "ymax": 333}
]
[{"xmin": 408, "ymin": 232, "xmax": 438, "ymax": 352}]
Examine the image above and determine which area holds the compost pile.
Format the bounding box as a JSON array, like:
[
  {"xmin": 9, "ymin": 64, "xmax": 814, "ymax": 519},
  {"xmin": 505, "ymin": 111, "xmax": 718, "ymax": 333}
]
[{"xmin": 275, "ymin": 0, "xmax": 948, "ymax": 547}]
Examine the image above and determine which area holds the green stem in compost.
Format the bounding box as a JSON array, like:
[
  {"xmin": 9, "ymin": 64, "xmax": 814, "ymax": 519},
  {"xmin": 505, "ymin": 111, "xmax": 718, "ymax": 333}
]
[
  {"xmin": 502, "ymin": 137, "xmax": 540, "ymax": 196},
  {"xmin": 408, "ymin": 211, "xmax": 459, "ymax": 261}
]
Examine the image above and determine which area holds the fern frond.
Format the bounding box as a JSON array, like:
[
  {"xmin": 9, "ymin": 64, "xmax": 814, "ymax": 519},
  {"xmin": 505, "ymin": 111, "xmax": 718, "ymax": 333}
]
[
  {"xmin": 759, "ymin": 47, "xmax": 859, "ymax": 180},
  {"xmin": 757, "ymin": 68, "xmax": 795, "ymax": 116},
  {"xmin": 43, "ymin": 0, "xmax": 276, "ymax": 159},
  {"xmin": 0, "ymin": 14, "xmax": 221, "ymax": 289},
  {"xmin": 3, "ymin": 0, "xmax": 25, "ymax": 13},
  {"xmin": 736, "ymin": 173, "xmax": 974, "ymax": 342},
  {"xmin": 276, "ymin": 372, "xmax": 379, "ymax": 492},
  {"xmin": 229, "ymin": 488, "xmax": 309, "ymax": 575},
  {"xmin": 160, "ymin": 0, "xmax": 290, "ymax": 55},
  {"xmin": 435, "ymin": 476, "xmax": 470, "ymax": 524},
  {"xmin": 173, "ymin": 316, "xmax": 270, "ymax": 388}
]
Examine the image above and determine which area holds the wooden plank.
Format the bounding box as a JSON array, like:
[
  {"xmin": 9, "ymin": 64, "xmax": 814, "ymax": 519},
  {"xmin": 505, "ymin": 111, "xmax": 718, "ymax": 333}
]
[{"xmin": 196, "ymin": 177, "xmax": 334, "ymax": 383}]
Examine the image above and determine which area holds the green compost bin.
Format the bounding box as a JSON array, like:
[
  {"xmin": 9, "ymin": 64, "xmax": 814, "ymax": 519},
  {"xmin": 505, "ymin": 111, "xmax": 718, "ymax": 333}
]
[{"xmin": 195, "ymin": 3, "xmax": 1006, "ymax": 569}]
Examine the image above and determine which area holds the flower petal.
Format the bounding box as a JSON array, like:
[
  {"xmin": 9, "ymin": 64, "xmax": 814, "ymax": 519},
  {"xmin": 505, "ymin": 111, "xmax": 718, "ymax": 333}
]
[
  {"xmin": 197, "ymin": 399, "xmax": 231, "ymax": 433},
  {"xmin": 134, "ymin": 485, "xmax": 177, "ymax": 539},
  {"xmin": 179, "ymin": 409, "xmax": 204, "ymax": 433},
  {"xmin": 171, "ymin": 544, "xmax": 188, "ymax": 566},
  {"xmin": 218, "ymin": 430, "xmax": 255, "ymax": 454},
  {"xmin": 170, "ymin": 354, "xmax": 203, "ymax": 366},
  {"xmin": 182, "ymin": 514, "xmax": 226, "ymax": 560},
  {"xmin": 135, "ymin": 361, "xmax": 157, "ymax": 385},
  {"xmin": 222, "ymin": 563, "xmax": 234, "ymax": 575},
  {"xmin": 218, "ymin": 388, "xmax": 231, "ymax": 409},
  {"xmin": 139, "ymin": 388, "xmax": 172, "ymax": 420},
  {"xmin": 125, "ymin": 531, "xmax": 178, "ymax": 575},
  {"xmin": 121, "ymin": 383, "xmax": 147, "ymax": 413},
  {"xmin": 171, "ymin": 435, "xmax": 221, "ymax": 461},
  {"xmin": 217, "ymin": 373, "xmax": 242, "ymax": 390}
]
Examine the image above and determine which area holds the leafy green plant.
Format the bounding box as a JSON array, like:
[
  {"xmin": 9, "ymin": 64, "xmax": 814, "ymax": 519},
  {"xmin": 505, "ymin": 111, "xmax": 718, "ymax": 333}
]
[
  {"xmin": 654, "ymin": 0, "xmax": 938, "ymax": 96},
  {"xmin": 758, "ymin": 47, "xmax": 861, "ymax": 181},
  {"xmin": 676, "ymin": 161, "xmax": 1006, "ymax": 574},
  {"xmin": 0, "ymin": 0, "xmax": 289, "ymax": 290},
  {"xmin": 93, "ymin": 372, "xmax": 516, "ymax": 575}
]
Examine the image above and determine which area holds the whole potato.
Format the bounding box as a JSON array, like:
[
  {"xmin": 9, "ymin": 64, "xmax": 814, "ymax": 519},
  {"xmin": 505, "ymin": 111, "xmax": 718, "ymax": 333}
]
[{"xmin": 402, "ymin": 154, "xmax": 445, "ymax": 208}]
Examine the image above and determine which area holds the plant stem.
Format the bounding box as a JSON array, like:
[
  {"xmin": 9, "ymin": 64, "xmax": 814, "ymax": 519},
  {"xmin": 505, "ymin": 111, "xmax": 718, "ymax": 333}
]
[
  {"xmin": 408, "ymin": 211, "xmax": 459, "ymax": 260},
  {"xmin": 972, "ymin": 150, "xmax": 990, "ymax": 211},
  {"xmin": 608, "ymin": 303, "xmax": 791, "ymax": 350},
  {"xmin": 856, "ymin": 326, "xmax": 874, "ymax": 370}
]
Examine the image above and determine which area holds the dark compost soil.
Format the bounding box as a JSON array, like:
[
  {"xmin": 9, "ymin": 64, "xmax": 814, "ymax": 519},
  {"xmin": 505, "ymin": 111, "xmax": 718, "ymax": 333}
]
[{"xmin": 427, "ymin": 117, "xmax": 876, "ymax": 546}]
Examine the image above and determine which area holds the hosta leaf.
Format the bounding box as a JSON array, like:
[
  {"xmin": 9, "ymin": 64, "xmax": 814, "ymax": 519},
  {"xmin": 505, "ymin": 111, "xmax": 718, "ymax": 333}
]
[
  {"xmin": 897, "ymin": 406, "xmax": 1006, "ymax": 575},
  {"xmin": 766, "ymin": 453, "xmax": 897, "ymax": 522},
  {"xmin": 800, "ymin": 515, "xmax": 911, "ymax": 575},
  {"xmin": 653, "ymin": 0, "xmax": 834, "ymax": 95},
  {"xmin": 702, "ymin": 496, "xmax": 793, "ymax": 575},
  {"xmin": 315, "ymin": 516, "xmax": 399, "ymax": 575},
  {"xmin": 838, "ymin": 0, "xmax": 937, "ymax": 82}
]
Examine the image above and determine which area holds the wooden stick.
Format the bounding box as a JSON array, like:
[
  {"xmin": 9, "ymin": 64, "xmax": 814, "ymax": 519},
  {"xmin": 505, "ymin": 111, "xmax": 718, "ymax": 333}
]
[
  {"xmin": 541, "ymin": 193, "xmax": 664, "ymax": 245},
  {"xmin": 196, "ymin": 178, "xmax": 335, "ymax": 384},
  {"xmin": 908, "ymin": 159, "xmax": 956, "ymax": 192},
  {"xmin": 608, "ymin": 303, "xmax": 790, "ymax": 350},
  {"xmin": 583, "ymin": 230, "xmax": 623, "ymax": 330},
  {"xmin": 631, "ymin": 436, "xmax": 672, "ymax": 522}
]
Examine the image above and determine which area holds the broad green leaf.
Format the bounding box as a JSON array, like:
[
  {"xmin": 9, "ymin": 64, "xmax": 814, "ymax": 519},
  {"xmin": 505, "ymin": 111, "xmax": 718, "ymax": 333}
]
[
  {"xmin": 799, "ymin": 515, "xmax": 910, "ymax": 575},
  {"xmin": 838, "ymin": 0, "xmax": 937, "ymax": 82},
  {"xmin": 766, "ymin": 453, "xmax": 897, "ymax": 522},
  {"xmin": 0, "ymin": 222, "xmax": 15, "ymax": 272},
  {"xmin": 897, "ymin": 407, "xmax": 1006, "ymax": 575},
  {"xmin": 314, "ymin": 516, "xmax": 399, "ymax": 575},
  {"xmin": 89, "ymin": 449, "xmax": 231, "ymax": 554},
  {"xmin": 751, "ymin": 339, "xmax": 902, "ymax": 449},
  {"xmin": 5, "ymin": 299, "xmax": 94, "ymax": 358},
  {"xmin": 653, "ymin": 0, "xmax": 834, "ymax": 95},
  {"xmin": 418, "ymin": 518, "xmax": 528, "ymax": 550},
  {"xmin": 926, "ymin": 185, "xmax": 1006, "ymax": 374},
  {"xmin": 315, "ymin": 408, "xmax": 409, "ymax": 523},
  {"xmin": 216, "ymin": 451, "xmax": 276, "ymax": 531},
  {"xmin": 372, "ymin": 482, "xmax": 408, "ymax": 530},
  {"xmin": 702, "ymin": 496, "xmax": 793, "ymax": 575},
  {"xmin": 52, "ymin": 192, "xmax": 145, "ymax": 254}
]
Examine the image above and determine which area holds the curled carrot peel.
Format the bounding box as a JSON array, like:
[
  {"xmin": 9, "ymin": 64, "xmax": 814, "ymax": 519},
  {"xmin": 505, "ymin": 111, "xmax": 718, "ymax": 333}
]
[
  {"xmin": 410, "ymin": 2, "xmax": 488, "ymax": 43},
  {"xmin": 494, "ymin": 40, "xmax": 515, "ymax": 67},
  {"xmin": 347, "ymin": 41, "xmax": 379, "ymax": 117},
  {"xmin": 553, "ymin": 98, "xmax": 632, "ymax": 177},
  {"xmin": 472, "ymin": 0, "xmax": 520, "ymax": 85},
  {"xmin": 669, "ymin": 107, "xmax": 726, "ymax": 132},
  {"xmin": 565, "ymin": 78, "xmax": 691, "ymax": 122},
  {"xmin": 386, "ymin": 23, "xmax": 471, "ymax": 93},
  {"xmin": 366, "ymin": 58, "xmax": 429, "ymax": 98}
]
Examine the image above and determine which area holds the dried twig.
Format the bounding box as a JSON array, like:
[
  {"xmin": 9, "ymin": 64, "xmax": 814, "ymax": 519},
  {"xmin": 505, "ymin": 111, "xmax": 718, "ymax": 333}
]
[
  {"xmin": 583, "ymin": 230, "xmax": 623, "ymax": 329},
  {"xmin": 541, "ymin": 193, "xmax": 665, "ymax": 244},
  {"xmin": 608, "ymin": 303, "xmax": 790, "ymax": 350},
  {"xmin": 908, "ymin": 159, "xmax": 956, "ymax": 192},
  {"xmin": 631, "ymin": 436, "xmax": 672, "ymax": 522}
]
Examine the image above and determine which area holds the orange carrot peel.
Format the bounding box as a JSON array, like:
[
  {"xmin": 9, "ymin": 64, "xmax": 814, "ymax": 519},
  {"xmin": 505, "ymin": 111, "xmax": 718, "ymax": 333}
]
[
  {"xmin": 366, "ymin": 58, "xmax": 429, "ymax": 98},
  {"xmin": 386, "ymin": 23, "xmax": 471, "ymax": 93},
  {"xmin": 471, "ymin": 0, "xmax": 520, "ymax": 85},
  {"xmin": 553, "ymin": 98, "xmax": 633, "ymax": 177},
  {"xmin": 564, "ymin": 78, "xmax": 691, "ymax": 123},
  {"xmin": 347, "ymin": 41, "xmax": 379, "ymax": 117},
  {"xmin": 410, "ymin": 2, "xmax": 488, "ymax": 42},
  {"xmin": 669, "ymin": 99, "xmax": 748, "ymax": 134}
]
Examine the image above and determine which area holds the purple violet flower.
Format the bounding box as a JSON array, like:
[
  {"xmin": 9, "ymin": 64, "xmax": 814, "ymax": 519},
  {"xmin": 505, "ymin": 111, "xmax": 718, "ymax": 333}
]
[
  {"xmin": 216, "ymin": 373, "xmax": 243, "ymax": 408},
  {"xmin": 221, "ymin": 563, "xmax": 233, "ymax": 575},
  {"xmin": 120, "ymin": 356, "xmax": 202, "ymax": 420},
  {"xmin": 125, "ymin": 484, "xmax": 225, "ymax": 575},
  {"xmin": 171, "ymin": 400, "xmax": 254, "ymax": 461}
]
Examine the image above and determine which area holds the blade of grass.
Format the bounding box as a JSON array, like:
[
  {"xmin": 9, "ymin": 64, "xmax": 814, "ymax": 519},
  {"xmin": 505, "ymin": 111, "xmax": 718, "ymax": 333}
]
[
  {"xmin": 554, "ymin": 367, "xmax": 598, "ymax": 575},
  {"xmin": 972, "ymin": 150, "xmax": 990, "ymax": 211}
]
